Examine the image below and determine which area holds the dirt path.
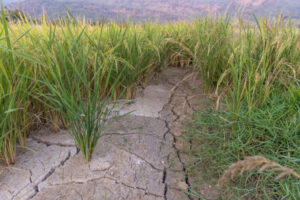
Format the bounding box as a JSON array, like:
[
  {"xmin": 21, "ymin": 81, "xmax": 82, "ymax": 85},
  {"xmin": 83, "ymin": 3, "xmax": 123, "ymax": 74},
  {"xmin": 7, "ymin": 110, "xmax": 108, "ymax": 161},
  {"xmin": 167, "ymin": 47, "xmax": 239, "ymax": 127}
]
[{"xmin": 0, "ymin": 67, "xmax": 207, "ymax": 200}]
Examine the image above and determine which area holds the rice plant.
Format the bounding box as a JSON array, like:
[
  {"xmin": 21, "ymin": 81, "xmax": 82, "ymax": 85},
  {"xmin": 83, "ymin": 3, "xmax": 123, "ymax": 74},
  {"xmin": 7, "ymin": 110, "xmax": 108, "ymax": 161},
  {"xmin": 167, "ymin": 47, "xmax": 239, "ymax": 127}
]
[
  {"xmin": 186, "ymin": 16, "xmax": 300, "ymax": 199},
  {"xmin": 31, "ymin": 20, "xmax": 130, "ymax": 161},
  {"xmin": 0, "ymin": 6, "xmax": 299, "ymax": 199},
  {"xmin": 0, "ymin": 5, "xmax": 34, "ymax": 164}
]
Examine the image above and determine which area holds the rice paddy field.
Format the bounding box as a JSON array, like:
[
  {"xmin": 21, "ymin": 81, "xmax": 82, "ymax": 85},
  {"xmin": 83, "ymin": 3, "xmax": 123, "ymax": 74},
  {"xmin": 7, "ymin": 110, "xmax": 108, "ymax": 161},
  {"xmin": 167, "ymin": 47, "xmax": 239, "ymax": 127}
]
[{"xmin": 0, "ymin": 8, "xmax": 299, "ymax": 199}]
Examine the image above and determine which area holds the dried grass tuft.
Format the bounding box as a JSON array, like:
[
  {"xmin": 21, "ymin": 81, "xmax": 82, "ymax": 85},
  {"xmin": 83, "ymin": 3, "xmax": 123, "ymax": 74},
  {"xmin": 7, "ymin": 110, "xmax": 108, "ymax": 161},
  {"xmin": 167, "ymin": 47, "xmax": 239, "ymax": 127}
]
[{"xmin": 217, "ymin": 156, "xmax": 300, "ymax": 187}]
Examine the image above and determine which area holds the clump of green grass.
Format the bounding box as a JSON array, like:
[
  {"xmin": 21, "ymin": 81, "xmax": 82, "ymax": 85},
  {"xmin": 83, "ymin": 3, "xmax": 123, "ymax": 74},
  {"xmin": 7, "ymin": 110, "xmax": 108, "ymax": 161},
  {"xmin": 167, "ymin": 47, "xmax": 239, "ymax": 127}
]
[
  {"xmin": 188, "ymin": 91, "xmax": 300, "ymax": 199},
  {"xmin": 186, "ymin": 16, "xmax": 300, "ymax": 199},
  {"xmin": 218, "ymin": 15, "xmax": 300, "ymax": 117},
  {"xmin": 189, "ymin": 15, "xmax": 232, "ymax": 88},
  {"xmin": 33, "ymin": 20, "xmax": 127, "ymax": 161}
]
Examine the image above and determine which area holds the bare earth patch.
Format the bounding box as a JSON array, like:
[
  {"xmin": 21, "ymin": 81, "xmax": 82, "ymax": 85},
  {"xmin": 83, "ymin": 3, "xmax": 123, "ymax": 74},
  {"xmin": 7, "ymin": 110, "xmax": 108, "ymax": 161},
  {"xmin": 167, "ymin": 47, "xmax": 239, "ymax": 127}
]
[{"xmin": 0, "ymin": 67, "xmax": 215, "ymax": 200}]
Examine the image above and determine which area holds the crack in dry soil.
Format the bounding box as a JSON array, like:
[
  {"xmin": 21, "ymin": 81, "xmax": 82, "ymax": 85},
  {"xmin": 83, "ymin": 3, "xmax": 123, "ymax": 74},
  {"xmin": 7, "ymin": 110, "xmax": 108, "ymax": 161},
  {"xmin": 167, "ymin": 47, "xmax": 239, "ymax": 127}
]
[
  {"xmin": 102, "ymin": 132, "xmax": 162, "ymax": 139},
  {"xmin": 159, "ymin": 72, "xmax": 197, "ymax": 200},
  {"xmin": 28, "ymin": 151, "xmax": 76, "ymax": 200},
  {"xmin": 10, "ymin": 170, "xmax": 32, "ymax": 200},
  {"xmin": 107, "ymin": 141, "xmax": 164, "ymax": 172},
  {"xmin": 30, "ymin": 136, "xmax": 76, "ymax": 148},
  {"xmin": 1, "ymin": 67, "xmax": 201, "ymax": 200},
  {"xmin": 162, "ymin": 105, "xmax": 193, "ymax": 200},
  {"xmin": 41, "ymin": 176, "xmax": 163, "ymax": 198}
]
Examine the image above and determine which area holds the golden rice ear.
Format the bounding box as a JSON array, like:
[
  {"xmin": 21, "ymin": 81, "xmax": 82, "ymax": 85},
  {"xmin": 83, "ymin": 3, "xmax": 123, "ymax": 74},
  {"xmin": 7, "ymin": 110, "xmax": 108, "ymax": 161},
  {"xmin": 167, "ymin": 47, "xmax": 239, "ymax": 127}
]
[{"xmin": 217, "ymin": 156, "xmax": 300, "ymax": 188}]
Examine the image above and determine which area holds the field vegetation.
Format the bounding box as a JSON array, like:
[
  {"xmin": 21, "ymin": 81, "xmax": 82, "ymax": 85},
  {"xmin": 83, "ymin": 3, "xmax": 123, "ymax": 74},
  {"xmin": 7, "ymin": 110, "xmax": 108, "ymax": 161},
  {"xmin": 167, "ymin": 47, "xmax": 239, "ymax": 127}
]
[{"xmin": 0, "ymin": 8, "xmax": 299, "ymax": 199}]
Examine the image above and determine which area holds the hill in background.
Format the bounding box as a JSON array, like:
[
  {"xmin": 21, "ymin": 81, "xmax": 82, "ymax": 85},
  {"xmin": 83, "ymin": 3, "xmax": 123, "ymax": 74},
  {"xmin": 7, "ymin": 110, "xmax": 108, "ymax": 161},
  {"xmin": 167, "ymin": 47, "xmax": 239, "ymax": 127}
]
[{"xmin": 4, "ymin": 0, "xmax": 300, "ymax": 22}]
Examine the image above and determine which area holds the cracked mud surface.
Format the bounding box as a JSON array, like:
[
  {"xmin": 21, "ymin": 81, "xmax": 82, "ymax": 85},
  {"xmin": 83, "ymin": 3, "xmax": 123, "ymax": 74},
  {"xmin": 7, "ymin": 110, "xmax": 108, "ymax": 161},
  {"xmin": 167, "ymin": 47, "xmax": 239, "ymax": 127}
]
[{"xmin": 0, "ymin": 67, "xmax": 209, "ymax": 200}]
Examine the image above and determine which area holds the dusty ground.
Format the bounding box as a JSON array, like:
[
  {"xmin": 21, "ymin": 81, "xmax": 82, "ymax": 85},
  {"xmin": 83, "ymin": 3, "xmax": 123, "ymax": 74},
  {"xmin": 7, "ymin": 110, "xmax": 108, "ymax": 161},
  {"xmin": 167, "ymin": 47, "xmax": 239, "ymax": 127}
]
[{"xmin": 0, "ymin": 67, "xmax": 217, "ymax": 200}]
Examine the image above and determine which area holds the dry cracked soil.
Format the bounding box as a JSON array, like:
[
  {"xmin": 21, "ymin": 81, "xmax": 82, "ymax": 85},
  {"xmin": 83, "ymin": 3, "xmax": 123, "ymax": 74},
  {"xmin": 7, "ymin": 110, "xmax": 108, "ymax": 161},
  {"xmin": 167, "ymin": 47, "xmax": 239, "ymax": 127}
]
[{"xmin": 0, "ymin": 67, "xmax": 217, "ymax": 200}]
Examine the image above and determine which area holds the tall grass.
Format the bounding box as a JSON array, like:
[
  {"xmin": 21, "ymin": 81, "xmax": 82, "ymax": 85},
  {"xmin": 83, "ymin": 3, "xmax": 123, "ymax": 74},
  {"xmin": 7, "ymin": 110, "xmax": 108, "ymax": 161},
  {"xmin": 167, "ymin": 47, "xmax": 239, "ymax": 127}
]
[
  {"xmin": 186, "ymin": 16, "xmax": 300, "ymax": 199},
  {"xmin": 0, "ymin": 6, "xmax": 35, "ymax": 164},
  {"xmin": 34, "ymin": 21, "xmax": 129, "ymax": 161},
  {"xmin": 222, "ymin": 16, "xmax": 299, "ymax": 118},
  {"xmin": 0, "ymin": 11, "xmax": 169, "ymax": 162}
]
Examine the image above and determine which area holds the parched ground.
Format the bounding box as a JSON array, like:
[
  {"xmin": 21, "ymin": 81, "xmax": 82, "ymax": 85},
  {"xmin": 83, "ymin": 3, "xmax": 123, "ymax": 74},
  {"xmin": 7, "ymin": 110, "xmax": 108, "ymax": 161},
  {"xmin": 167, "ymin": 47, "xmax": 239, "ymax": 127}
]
[{"xmin": 0, "ymin": 67, "xmax": 216, "ymax": 200}]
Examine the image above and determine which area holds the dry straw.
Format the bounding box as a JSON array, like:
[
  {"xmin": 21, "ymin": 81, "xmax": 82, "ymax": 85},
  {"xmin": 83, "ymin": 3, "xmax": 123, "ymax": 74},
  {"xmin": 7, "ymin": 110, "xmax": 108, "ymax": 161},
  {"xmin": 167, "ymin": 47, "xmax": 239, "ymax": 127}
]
[{"xmin": 217, "ymin": 156, "xmax": 300, "ymax": 187}]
